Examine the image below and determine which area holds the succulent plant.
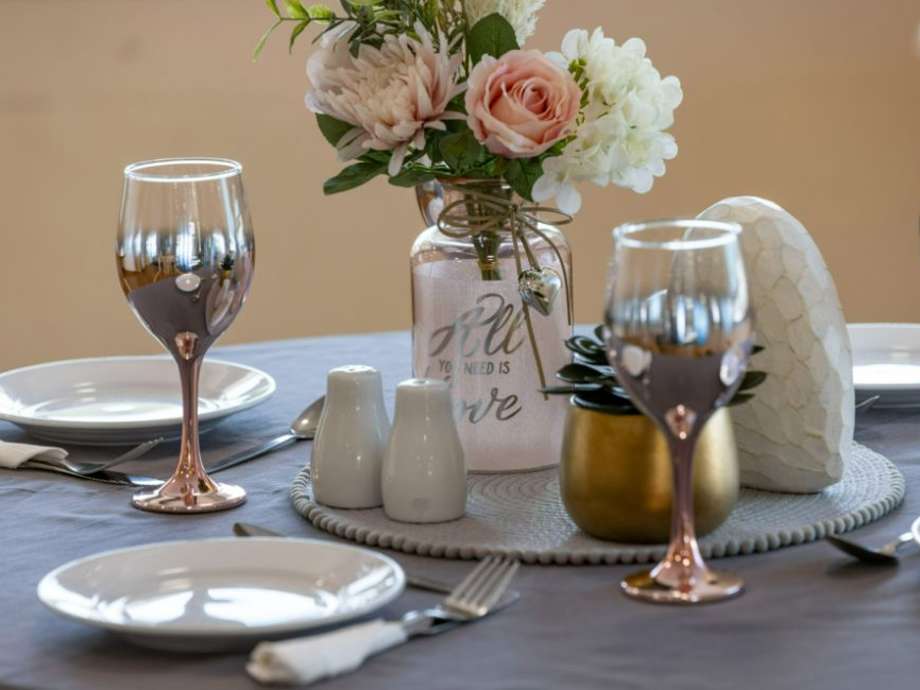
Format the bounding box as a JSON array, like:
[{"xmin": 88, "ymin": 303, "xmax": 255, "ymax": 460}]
[{"xmin": 544, "ymin": 325, "xmax": 767, "ymax": 415}]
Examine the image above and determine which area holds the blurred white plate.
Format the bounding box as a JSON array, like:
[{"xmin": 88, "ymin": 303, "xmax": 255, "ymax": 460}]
[
  {"xmin": 848, "ymin": 323, "xmax": 920, "ymax": 408},
  {"xmin": 0, "ymin": 356, "xmax": 275, "ymax": 445},
  {"xmin": 37, "ymin": 537, "xmax": 405, "ymax": 652}
]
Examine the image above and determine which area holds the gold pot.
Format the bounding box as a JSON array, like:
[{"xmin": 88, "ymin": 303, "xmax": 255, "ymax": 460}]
[{"xmin": 560, "ymin": 403, "xmax": 739, "ymax": 544}]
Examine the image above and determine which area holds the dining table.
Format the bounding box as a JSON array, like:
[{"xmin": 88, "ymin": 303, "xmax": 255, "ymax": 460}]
[{"xmin": 1, "ymin": 331, "xmax": 918, "ymax": 690}]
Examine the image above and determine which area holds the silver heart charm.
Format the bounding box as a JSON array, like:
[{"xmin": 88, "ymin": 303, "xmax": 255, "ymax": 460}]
[{"xmin": 518, "ymin": 267, "xmax": 562, "ymax": 317}]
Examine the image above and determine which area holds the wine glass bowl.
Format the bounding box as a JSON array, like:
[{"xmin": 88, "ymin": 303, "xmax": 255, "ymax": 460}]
[
  {"xmin": 605, "ymin": 219, "xmax": 751, "ymax": 603},
  {"xmin": 116, "ymin": 158, "xmax": 255, "ymax": 513}
]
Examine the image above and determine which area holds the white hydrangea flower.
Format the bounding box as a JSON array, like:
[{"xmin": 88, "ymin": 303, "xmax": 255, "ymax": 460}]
[
  {"xmin": 533, "ymin": 28, "xmax": 683, "ymax": 214},
  {"xmin": 464, "ymin": 0, "xmax": 546, "ymax": 45}
]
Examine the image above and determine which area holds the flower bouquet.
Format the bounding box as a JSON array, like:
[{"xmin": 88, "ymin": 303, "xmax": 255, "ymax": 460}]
[{"xmin": 258, "ymin": 0, "xmax": 683, "ymax": 472}]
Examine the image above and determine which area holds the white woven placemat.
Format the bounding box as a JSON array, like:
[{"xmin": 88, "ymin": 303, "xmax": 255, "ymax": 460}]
[{"xmin": 290, "ymin": 441, "xmax": 905, "ymax": 565}]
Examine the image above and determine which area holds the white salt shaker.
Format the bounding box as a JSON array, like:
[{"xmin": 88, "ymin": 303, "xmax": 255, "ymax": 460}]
[
  {"xmin": 382, "ymin": 378, "xmax": 466, "ymax": 523},
  {"xmin": 312, "ymin": 365, "xmax": 390, "ymax": 509}
]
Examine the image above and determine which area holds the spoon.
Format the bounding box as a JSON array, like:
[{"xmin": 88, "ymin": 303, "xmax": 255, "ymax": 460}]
[
  {"xmin": 825, "ymin": 530, "xmax": 917, "ymax": 564},
  {"xmin": 205, "ymin": 396, "xmax": 325, "ymax": 475}
]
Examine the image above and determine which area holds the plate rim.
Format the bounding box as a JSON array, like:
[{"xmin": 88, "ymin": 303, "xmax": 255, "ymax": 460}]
[
  {"xmin": 913, "ymin": 516, "xmax": 920, "ymax": 548},
  {"xmin": 847, "ymin": 323, "xmax": 920, "ymax": 393},
  {"xmin": 36, "ymin": 536, "xmax": 406, "ymax": 639},
  {"xmin": 0, "ymin": 355, "xmax": 276, "ymax": 430}
]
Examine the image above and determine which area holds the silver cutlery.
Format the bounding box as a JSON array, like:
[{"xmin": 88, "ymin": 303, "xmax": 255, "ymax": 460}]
[
  {"xmin": 27, "ymin": 437, "xmax": 163, "ymax": 476},
  {"xmin": 826, "ymin": 530, "xmax": 917, "ymax": 564},
  {"xmin": 232, "ymin": 522, "xmax": 455, "ymax": 595},
  {"xmin": 250, "ymin": 555, "xmax": 520, "ymax": 684},
  {"xmin": 204, "ymin": 397, "xmax": 324, "ymax": 476},
  {"xmin": 25, "ymin": 463, "xmax": 162, "ymax": 487},
  {"xmin": 855, "ymin": 395, "xmax": 880, "ymax": 412}
]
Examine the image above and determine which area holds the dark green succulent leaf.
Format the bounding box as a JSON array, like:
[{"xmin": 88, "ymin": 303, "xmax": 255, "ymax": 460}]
[
  {"xmin": 738, "ymin": 370, "xmax": 767, "ymax": 391},
  {"xmin": 593, "ymin": 324, "xmax": 606, "ymax": 343},
  {"xmin": 573, "ymin": 389, "xmax": 641, "ymax": 416},
  {"xmin": 541, "ymin": 383, "xmax": 603, "ymax": 395},
  {"xmin": 556, "ymin": 363, "xmax": 605, "ymax": 384},
  {"xmin": 752, "ymin": 344, "xmax": 765, "ymax": 355},
  {"xmin": 727, "ymin": 392, "xmax": 755, "ymax": 407},
  {"xmin": 564, "ymin": 335, "xmax": 607, "ymax": 364}
]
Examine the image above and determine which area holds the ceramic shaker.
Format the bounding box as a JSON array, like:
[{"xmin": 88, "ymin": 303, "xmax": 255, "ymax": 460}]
[
  {"xmin": 312, "ymin": 365, "xmax": 390, "ymax": 508},
  {"xmin": 382, "ymin": 378, "xmax": 466, "ymax": 523}
]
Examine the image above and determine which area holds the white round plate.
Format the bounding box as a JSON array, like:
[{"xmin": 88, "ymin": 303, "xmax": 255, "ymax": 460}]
[
  {"xmin": 37, "ymin": 537, "xmax": 405, "ymax": 652},
  {"xmin": 848, "ymin": 323, "xmax": 920, "ymax": 409},
  {"xmin": 912, "ymin": 516, "xmax": 920, "ymax": 550},
  {"xmin": 0, "ymin": 356, "xmax": 276, "ymax": 445}
]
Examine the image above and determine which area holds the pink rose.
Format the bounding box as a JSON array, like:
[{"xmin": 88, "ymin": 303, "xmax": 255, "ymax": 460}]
[{"xmin": 465, "ymin": 49, "xmax": 580, "ymax": 159}]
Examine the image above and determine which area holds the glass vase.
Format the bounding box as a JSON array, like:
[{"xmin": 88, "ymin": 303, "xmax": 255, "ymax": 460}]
[{"xmin": 411, "ymin": 179, "xmax": 573, "ymax": 472}]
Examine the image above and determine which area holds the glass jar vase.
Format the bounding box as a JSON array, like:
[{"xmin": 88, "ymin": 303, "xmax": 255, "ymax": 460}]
[{"xmin": 411, "ymin": 179, "xmax": 573, "ymax": 472}]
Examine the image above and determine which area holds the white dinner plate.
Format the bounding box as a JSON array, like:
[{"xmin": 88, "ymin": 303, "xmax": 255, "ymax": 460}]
[
  {"xmin": 848, "ymin": 323, "xmax": 920, "ymax": 408},
  {"xmin": 0, "ymin": 356, "xmax": 276, "ymax": 445},
  {"xmin": 37, "ymin": 537, "xmax": 405, "ymax": 652}
]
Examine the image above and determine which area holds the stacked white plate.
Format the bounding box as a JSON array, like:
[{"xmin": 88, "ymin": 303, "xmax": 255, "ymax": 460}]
[
  {"xmin": 0, "ymin": 356, "xmax": 276, "ymax": 445},
  {"xmin": 849, "ymin": 323, "xmax": 920, "ymax": 409}
]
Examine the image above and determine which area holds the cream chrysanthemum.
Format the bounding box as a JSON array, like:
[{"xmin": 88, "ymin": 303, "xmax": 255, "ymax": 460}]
[
  {"xmin": 533, "ymin": 28, "xmax": 683, "ymax": 214},
  {"xmin": 306, "ymin": 23, "xmax": 465, "ymax": 176},
  {"xmin": 464, "ymin": 0, "xmax": 546, "ymax": 45}
]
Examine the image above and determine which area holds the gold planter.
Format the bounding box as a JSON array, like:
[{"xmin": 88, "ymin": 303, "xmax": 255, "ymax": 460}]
[{"xmin": 560, "ymin": 403, "xmax": 739, "ymax": 544}]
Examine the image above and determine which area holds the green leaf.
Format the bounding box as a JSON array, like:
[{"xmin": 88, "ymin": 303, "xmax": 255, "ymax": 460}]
[
  {"xmin": 323, "ymin": 159, "xmax": 387, "ymax": 195},
  {"xmin": 564, "ymin": 335, "xmax": 607, "ymax": 365},
  {"xmin": 283, "ymin": 0, "xmax": 308, "ymax": 18},
  {"xmin": 253, "ymin": 19, "xmax": 283, "ymax": 61},
  {"xmin": 467, "ymin": 13, "xmax": 519, "ymax": 64},
  {"xmin": 316, "ymin": 114, "xmax": 354, "ymax": 147},
  {"xmin": 439, "ymin": 129, "xmax": 484, "ymax": 172},
  {"xmin": 265, "ymin": 0, "xmax": 282, "ymax": 18},
  {"xmin": 289, "ymin": 20, "xmax": 310, "ymax": 52},
  {"xmin": 388, "ymin": 169, "xmax": 435, "ymax": 188},
  {"xmin": 504, "ymin": 158, "xmax": 543, "ymax": 201},
  {"xmin": 752, "ymin": 344, "xmax": 765, "ymax": 355},
  {"xmin": 593, "ymin": 324, "xmax": 606, "ymax": 342},
  {"xmin": 306, "ymin": 3, "xmax": 334, "ymax": 20}
]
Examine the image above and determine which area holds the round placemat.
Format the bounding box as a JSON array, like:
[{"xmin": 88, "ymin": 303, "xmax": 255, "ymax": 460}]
[{"xmin": 290, "ymin": 441, "xmax": 905, "ymax": 565}]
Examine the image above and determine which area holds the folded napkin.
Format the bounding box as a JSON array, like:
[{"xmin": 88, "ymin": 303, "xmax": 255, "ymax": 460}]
[
  {"xmin": 247, "ymin": 620, "xmax": 407, "ymax": 686},
  {"xmin": 0, "ymin": 441, "xmax": 68, "ymax": 469}
]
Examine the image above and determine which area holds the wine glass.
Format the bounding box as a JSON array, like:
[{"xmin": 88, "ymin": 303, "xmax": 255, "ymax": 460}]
[
  {"xmin": 116, "ymin": 158, "xmax": 255, "ymax": 513},
  {"xmin": 604, "ymin": 219, "xmax": 751, "ymax": 603}
]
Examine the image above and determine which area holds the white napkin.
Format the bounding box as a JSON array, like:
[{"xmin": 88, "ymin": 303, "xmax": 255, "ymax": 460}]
[
  {"xmin": 0, "ymin": 441, "xmax": 68, "ymax": 469},
  {"xmin": 247, "ymin": 620, "xmax": 408, "ymax": 685}
]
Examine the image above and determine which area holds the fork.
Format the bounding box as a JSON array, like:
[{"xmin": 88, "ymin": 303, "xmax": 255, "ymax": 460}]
[
  {"xmin": 247, "ymin": 555, "xmax": 520, "ymax": 686},
  {"xmin": 26, "ymin": 437, "xmax": 163, "ymax": 476}
]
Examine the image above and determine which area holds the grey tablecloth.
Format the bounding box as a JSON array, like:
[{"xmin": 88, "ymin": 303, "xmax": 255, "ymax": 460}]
[{"xmin": 2, "ymin": 332, "xmax": 919, "ymax": 690}]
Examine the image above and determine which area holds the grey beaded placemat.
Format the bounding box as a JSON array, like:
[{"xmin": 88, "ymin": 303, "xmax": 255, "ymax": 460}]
[{"xmin": 290, "ymin": 441, "xmax": 905, "ymax": 565}]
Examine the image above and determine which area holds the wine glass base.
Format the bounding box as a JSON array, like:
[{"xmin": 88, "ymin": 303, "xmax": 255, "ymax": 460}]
[
  {"xmin": 131, "ymin": 481, "xmax": 247, "ymax": 514},
  {"xmin": 621, "ymin": 568, "xmax": 743, "ymax": 604}
]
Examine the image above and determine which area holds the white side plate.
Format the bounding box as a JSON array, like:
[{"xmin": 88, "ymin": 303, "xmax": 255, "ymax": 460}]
[
  {"xmin": 37, "ymin": 537, "xmax": 405, "ymax": 652},
  {"xmin": 848, "ymin": 323, "xmax": 920, "ymax": 408},
  {"xmin": 0, "ymin": 356, "xmax": 276, "ymax": 445}
]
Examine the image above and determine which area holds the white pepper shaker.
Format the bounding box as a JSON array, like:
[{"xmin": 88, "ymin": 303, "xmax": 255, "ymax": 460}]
[
  {"xmin": 312, "ymin": 365, "xmax": 389, "ymax": 509},
  {"xmin": 382, "ymin": 378, "xmax": 466, "ymax": 523}
]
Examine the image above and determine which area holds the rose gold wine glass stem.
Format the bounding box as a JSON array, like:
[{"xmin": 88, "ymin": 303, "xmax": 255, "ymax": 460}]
[
  {"xmin": 130, "ymin": 330, "xmax": 246, "ymax": 513},
  {"xmin": 173, "ymin": 345, "xmax": 212, "ymax": 489},
  {"xmin": 653, "ymin": 435, "xmax": 708, "ymax": 589}
]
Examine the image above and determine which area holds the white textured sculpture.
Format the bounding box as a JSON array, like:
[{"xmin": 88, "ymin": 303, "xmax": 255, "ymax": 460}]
[{"xmin": 698, "ymin": 197, "xmax": 853, "ymax": 493}]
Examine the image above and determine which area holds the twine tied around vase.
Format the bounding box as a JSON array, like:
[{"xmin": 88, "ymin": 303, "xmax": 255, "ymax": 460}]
[{"xmin": 436, "ymin": 183, "xmax": 574, "ymax": 399}]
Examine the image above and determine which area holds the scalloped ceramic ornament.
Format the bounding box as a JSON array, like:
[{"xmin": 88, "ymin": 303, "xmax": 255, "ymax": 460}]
[{"xmin": 698, "ymin": 196, "xmax": 854, "ymax": 493}]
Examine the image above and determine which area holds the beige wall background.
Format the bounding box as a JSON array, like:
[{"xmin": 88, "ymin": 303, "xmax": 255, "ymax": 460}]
[{"xmin": 1, "ymin": 0, "xmax": 918, "ymax": 371}]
